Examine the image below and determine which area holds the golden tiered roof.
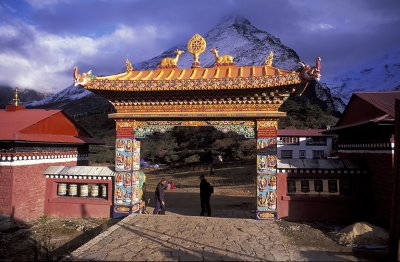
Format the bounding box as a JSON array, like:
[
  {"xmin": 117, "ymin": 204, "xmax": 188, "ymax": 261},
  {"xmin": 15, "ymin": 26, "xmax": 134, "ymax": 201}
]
[
  {"xmin": 85, "ymin": 65, "xmax": 302, "ymax": 92},
  {"xmin": 73, "ymin": 34, "xmax": 321, "ymax": 119}
]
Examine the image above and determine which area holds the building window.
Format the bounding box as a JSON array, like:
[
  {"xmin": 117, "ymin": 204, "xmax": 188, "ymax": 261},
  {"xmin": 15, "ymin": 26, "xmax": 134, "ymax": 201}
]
[
  {"xmin": 281, "ymin": 150, "xmax": 293, "ymax": 159},
  {"xmin": 312, "ymin": 150, "xmax": 325, "ymax": 159},
  {"xmin": 299, "ymin": 150, "xmax": 306, "ymax": 159},
  {"xmin": 286, "ymin": 178, "xmax": 343, "ymax": 196},
  {"xmin": 328, "ymin": 180, "xmax": 338, "ymax": 193},
  {"xmin": 278, "ymin": 137, "xmax": 299, "ymax": 145},
  {"xmin": 300, "ymin": 180, "xmax": 309, "ymax": 193},
  {"xmin": 306, "ymin": 137, "xmax": 327, "ymax": 146},
  {"xmin": 287, "ymin": 179, "xmax": 296, "ymax": 194},
  {"xmin": 314, "ymin": 179, "xmax": 323, "ymax": 192}
]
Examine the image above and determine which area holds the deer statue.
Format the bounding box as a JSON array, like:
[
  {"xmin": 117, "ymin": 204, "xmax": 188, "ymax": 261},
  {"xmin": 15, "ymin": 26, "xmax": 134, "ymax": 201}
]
[
  {"xmin": 298, "ymin": 57, "xmax": 321, "ymax": 81},
  {"xmin": 73, "ymin": 66, "xmax": 93, "ymax": 86},
  {"xmin": 210, "ymin": 48, "xmax": 235, "ymax": 66},
  {"xmin": 159, "ymin": 49, "xmax": 184, "ymax": 68}
]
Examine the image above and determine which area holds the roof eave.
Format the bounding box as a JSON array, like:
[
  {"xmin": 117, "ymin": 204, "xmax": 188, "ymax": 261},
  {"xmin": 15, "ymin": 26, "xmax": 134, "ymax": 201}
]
[{"xmin": 324, "ymin": 114, "xmax": 394, "ymax": 134}]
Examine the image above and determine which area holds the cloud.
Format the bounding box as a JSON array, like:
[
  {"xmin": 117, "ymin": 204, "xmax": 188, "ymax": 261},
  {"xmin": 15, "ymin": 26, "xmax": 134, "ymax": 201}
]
[
  {"xmin": 310, "ymin": 23, "xmax": 335, "ymax": 32},
  {"xmin": 24, "ymin": 0, "xmax": 70, "ymax": 9},
  {"xmin": 0, "ymin": 20, "xmax": 172, "ymax": 93}
]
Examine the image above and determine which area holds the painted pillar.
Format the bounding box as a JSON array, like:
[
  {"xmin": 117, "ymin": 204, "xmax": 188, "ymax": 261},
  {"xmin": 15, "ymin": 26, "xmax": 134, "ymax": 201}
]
[
  {"xmin": 113, "ymin": 120, "xmax": 141, "ymax": 218},
  {"xmin": 131, "ymin": 139, "xmax": 141, "ymax": 213},
  {"xmin": 256, "ymin": 119, "xmax": 278, "ymax": 220}
]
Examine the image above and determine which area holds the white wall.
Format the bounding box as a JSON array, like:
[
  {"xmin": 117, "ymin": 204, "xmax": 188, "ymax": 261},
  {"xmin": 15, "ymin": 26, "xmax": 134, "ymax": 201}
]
[{"xmin": 277, "ymin": 137, "xmax": 332, "ymax": 159}]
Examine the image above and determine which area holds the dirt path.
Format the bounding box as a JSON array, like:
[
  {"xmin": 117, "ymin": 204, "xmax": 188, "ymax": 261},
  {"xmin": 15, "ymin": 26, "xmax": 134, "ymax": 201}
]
[
  {"xmin": 144, "ymin": 165, "xmax": 256, "ymax": 218},
  {"xmin": 71, "ymin": 214, "xmax": 357, "ymax": 261}
]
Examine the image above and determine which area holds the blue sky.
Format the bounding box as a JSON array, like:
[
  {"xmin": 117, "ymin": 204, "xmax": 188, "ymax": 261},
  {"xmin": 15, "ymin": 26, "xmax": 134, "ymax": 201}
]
[{"xmin": 1, "ymin": 0, "xmax": 399, "ymax": 93}]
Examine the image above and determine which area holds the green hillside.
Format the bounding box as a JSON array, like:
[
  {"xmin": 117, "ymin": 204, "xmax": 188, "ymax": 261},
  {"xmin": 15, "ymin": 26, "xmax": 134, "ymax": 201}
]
[{"xmin": 75, "ymin": 92, "xmax": 338, "ymax": 165}]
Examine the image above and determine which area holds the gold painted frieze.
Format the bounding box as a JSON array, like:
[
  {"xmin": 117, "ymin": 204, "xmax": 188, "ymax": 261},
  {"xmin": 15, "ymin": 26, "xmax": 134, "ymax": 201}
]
[{"xmin": 84, "ymin": 71, "xmax": 302, "ymax": 92}]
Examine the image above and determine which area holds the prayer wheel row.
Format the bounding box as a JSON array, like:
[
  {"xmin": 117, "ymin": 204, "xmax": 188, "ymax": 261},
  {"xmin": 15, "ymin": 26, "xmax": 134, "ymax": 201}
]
[{"xmin": 58, "ymin": 183, "xmax": 107, "ymax": 198}]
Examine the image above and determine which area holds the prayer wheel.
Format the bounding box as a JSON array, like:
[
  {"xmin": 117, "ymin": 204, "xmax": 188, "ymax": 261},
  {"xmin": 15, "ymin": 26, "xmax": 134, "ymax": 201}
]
[
  {"xmin": 69, "ymin": 184, "xmax": 77, "ymax": 196},
  {"xmin": 80, "ymin": 184, "xmax": 89, "ymax": 197},
  {"xmin": 58, "ymin": 183, "xmax": 67, "ymax": 196},
  {"xmin": 90, "ymin": 184, "xmax": 99, "ymax": 197},
  {"xmin": 101, "ymin": 184, "xmax": 107, "ymax": 198}
]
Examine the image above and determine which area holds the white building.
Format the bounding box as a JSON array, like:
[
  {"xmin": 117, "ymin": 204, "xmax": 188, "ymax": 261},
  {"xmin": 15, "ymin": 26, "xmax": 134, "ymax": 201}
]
[{"xmin": 277, "ymin": 129, "xmax": 333, "ymax": 159}]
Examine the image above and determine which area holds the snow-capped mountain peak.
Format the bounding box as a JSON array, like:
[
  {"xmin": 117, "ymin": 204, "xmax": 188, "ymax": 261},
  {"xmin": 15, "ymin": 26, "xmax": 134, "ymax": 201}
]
[
  {"xmin": 325, "ymin": 48, "xmax": 400, "ymax": 102},
  {"xmin": 28, "ymin": 16, "xmax": 342, "ymax": 112},
  {"xmin": 27, "ymin": 85, "xmax": 90, "ymax": 107},
  {"xmin": 136, "ymin": 16, "xmax": 301, "ymax": 71}
]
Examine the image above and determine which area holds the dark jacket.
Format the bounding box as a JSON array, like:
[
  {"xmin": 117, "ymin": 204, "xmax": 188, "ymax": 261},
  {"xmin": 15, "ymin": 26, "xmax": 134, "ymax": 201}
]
[
  {"xmin": 155, "ymin": 182, "xmax": 165, "ymax": 202},
  {"xmin": 200, "ymin": 179, "xmax": 213, "ymax": 199}
]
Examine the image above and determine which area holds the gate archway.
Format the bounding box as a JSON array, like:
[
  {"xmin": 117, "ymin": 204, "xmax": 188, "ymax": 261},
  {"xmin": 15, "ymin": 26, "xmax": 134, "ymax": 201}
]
[{"xmin": 74, "ymin": 34, "xmax": 321, "ymax": 219}]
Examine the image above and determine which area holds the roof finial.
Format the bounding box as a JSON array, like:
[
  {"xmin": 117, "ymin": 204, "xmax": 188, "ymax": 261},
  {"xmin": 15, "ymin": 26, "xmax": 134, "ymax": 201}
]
[
  {"xmin": 13, "ymin": 87, "xmax": 20, "ymax": 106},
  {"xmin": 125, "ymin": 58, "xmax": 133, "ymax": 72},
  {"xmin": 187, "ymin": 34, "xmax": 206, "ymax": 68},
  {"xmin": 265, "ymin": 51, "xmax": 274, "ymax": 66}
]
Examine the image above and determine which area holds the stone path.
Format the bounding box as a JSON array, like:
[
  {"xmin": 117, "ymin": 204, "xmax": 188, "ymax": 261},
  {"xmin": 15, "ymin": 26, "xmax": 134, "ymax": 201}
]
[{"xmin": 70, "ymin": 213, "xmax": 356, "ymax": 261}]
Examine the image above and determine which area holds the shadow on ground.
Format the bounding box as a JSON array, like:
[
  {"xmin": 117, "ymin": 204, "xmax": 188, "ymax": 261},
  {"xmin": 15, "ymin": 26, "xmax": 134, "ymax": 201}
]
[{"xmin": 116, "ymin": 221, "xmax": 265, "ymax": 261}]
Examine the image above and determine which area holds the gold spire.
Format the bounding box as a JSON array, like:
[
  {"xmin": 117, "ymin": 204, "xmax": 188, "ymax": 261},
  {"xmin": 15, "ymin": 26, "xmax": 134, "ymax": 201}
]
[
  {"xmin": 13, "ymin": 87, "xmax": 20, "ymax": 106},
  {"xmin": 265, "ymin": 51, "xmax": 274, "ymax": 66},
  {"xmin": 125, "ymin": 58, "xmax": 133, "ymax": 72}
]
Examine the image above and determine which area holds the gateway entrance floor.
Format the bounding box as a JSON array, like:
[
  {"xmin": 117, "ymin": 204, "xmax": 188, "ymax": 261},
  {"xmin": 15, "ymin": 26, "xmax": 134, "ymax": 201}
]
[{"xmin": 71, "ymin": 214, "xmax": 356, "ymax": 261}]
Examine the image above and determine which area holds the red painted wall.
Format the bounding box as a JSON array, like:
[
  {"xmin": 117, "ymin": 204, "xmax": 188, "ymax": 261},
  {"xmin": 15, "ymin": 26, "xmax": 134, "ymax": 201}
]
[
  {"xmin": 0, "ymin": 161, "xmax": 77, "ymax": 221},
  {"xmin": 339, "ymin": 152, "xmax": 394, "ymax": 228},
  {"xmin": 10, "ymin": 161, "xmax": 77, "ymax": 221},
  {"xmin": 277, "ymin": 172, "xmax": 356, "ymax": 222},
  {"xmin": 44, "ymin": 178, "xmax": 112, "ymax": 218},
  {"xmin": 0, "ymin": 166, "xmax": 13, "ymax": 216}
]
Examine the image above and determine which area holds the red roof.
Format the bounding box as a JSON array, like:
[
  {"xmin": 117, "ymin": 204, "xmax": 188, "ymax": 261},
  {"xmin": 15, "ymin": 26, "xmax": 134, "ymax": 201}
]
[
  {"xmin": 355, "ymin": 91, "xmax": 400, "ymax": 118},
  {"xmin": 277, "ymin": 129, "xmax": 331, "ymax": 137},
  {"xmin": 0, "ymin": 109, "xmax": 102, "ymax": 144}
]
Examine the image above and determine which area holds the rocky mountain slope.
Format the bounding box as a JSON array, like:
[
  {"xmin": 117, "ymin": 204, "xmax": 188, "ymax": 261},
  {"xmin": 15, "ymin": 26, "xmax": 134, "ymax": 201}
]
[
  {"xmin": 0, "ymin": 86, "xmax": 48, "ymax": 109},
  {"xmin": 325, "ymin": 49, "xmax": 400, "ymax": 102}
]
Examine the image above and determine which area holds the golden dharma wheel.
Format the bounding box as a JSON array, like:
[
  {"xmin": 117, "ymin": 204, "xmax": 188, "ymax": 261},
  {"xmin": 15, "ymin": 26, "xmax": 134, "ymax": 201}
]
[{"xmin": 187, "ymin": 34, "xmax": 206, "ymax": 67}]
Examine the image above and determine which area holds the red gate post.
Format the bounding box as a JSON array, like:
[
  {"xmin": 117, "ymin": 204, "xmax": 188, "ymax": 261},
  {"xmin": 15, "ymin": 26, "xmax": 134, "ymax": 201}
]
[
  {"xmin": 113, "ymin": 120, "xmax": 141, "ymax": 218},
  {"xmin": 256, "ymin": 119, "xmax": 278, "ymax": 220},
  {"xmin": 390, "ymin": 98, "xmax": 400, "ymax": 261}
]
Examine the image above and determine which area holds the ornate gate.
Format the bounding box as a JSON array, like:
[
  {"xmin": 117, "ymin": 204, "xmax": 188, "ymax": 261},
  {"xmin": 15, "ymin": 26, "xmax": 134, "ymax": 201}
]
[{"xmin": 74, "ymin": 34, "xmax": 321, "ymax": 219}]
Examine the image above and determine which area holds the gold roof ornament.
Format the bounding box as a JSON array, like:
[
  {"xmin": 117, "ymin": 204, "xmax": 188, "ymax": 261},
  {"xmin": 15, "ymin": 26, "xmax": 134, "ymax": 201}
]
[
  {"xmin": 158, "ymin": 49, "xmax": 184, "ymax": 69},
  {"xmin": 187, "ymin": 34, "xmax": 206, "ymax": 68},
  {"xmin": 265, "ymin": 51, "xmax": 274, "ymax": 66},
  {"xmin": 125, "ymin": 58, "xmax": 133, "ymax": 72},
  {"xmin": 13, "ymin": 87, "xmax": 20, "ymax": 106},
  {"xmin": 210, "ymin": 48, "xmax": 235, "ymax": 66}
]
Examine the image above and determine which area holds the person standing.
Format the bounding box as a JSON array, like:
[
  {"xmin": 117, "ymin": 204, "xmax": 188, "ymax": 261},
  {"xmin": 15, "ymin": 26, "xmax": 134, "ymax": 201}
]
[
  {"xmin": 153, "ymin": 178, "xmax": 167, "ymax": 215},
  {"xmin": 199, "ymin": 175, "xmax": 213, "ymax": 216}
]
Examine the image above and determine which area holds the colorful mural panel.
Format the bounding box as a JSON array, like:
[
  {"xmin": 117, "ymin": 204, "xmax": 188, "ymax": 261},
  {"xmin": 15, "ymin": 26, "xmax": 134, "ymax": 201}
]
[
  {"xmin": 131, "ymin": 171, "xmax": 140, "ymax": 213},
  {"xmin": 115, "ymin": 138, "xmax": 133, "ymax": 172},
  {"xmin": 114, "ymin": 125, "xmax": 135, "ymax": 218},
  {"xmin": 256, "ymin": 120, "xmax": 278, "ymax": 219},
  {"xmin": 132, "ymin": 140, "xmax": 141, "ymax": 171},
  {"xmin": 114, "ymin": 172, "xmax": 131, "ymax": 206}
]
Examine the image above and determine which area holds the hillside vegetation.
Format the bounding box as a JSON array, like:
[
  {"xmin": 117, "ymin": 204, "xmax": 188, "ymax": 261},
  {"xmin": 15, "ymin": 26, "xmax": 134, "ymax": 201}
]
[{"xmin": 76, "ymin": 93, "xmax": 338, "ymax": 165}]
